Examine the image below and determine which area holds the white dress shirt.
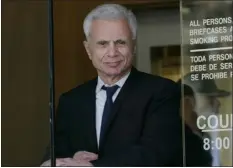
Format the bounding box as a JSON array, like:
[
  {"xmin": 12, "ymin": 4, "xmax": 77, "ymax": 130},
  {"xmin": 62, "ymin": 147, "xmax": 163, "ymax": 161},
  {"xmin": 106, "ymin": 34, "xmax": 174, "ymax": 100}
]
[{"xmin": 95, "ymin": 72, "xmax": 130, "ymax": 147}]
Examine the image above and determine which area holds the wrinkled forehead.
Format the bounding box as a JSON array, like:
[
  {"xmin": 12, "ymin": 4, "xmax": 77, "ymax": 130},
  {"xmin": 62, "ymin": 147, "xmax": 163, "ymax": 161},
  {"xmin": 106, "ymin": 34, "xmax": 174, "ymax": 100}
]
[
  {"xmin": 92, "ymin": 12, "xmax": 127, "ymax": 21},
  {"xmin": 89, "ymin": 19, "xmax": 133, "ymax": 40}
]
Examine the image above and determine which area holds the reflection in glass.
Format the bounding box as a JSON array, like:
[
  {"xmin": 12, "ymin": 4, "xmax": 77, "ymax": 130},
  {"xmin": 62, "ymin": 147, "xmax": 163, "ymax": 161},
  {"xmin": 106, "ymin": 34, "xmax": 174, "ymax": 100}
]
[{"xmin": 180, "ymin": 0, "xmax": 232, "ymax": 166}]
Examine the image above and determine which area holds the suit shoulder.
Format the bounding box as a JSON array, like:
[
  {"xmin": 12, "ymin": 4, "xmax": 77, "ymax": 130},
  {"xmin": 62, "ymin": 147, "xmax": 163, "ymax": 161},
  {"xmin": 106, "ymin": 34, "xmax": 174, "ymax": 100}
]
[
  {"xmin": 60, "ymin": 78, "xmax": 97, "ymax": 99},
  {"xmin": 138, "ymin": 71, "xmax": 179, "ymax": 89}
]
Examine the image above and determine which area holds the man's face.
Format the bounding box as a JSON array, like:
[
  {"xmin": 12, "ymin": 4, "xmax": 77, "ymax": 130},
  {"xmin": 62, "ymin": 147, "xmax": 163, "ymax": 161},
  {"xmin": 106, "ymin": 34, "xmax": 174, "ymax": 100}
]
[
  {"xmin": 84, "ymin": 19, "xmax": 135, "ymax": 77},
  {"xmin": 196, "ymin": 95, "xmax": 221, "ymax": 115},
  {"xmin": 207, "ymin": 96, "xmax": 221, "ymax": 114}
]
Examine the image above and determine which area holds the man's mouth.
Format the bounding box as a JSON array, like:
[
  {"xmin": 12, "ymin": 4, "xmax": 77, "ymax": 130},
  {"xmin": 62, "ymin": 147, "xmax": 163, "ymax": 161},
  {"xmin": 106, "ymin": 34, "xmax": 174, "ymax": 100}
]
[{"xmin": 106, "ymin": 61, "xmax": 122, "ymax": 67}]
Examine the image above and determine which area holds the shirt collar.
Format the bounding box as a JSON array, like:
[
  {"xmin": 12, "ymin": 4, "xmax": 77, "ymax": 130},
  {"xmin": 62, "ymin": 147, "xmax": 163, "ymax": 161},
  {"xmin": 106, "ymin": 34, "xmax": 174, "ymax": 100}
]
[{"xmin": 96, "ymin": 71, "xmax": 131, "ymax": 93}]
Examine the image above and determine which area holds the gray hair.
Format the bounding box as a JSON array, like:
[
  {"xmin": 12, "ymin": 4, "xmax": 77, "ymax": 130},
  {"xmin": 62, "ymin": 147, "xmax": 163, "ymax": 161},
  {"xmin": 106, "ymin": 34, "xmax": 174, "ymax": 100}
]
[{"xmin": 83, "ymin": 4, "xmax": 137, "ymax": 39}]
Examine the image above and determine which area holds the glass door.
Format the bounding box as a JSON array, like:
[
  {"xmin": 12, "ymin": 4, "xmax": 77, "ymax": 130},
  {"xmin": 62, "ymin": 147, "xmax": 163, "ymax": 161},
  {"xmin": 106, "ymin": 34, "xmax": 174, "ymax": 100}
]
[{"xmin": 180, "ymin": 0, "xmax": 232, "ymax": 166}]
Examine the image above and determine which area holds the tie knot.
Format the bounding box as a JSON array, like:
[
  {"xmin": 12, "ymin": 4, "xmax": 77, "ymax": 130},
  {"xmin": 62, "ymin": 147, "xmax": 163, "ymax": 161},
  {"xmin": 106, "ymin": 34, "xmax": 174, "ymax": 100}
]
[{"xmin": 102, "ymin": 85, "xmax": 119, "ymax": 98}]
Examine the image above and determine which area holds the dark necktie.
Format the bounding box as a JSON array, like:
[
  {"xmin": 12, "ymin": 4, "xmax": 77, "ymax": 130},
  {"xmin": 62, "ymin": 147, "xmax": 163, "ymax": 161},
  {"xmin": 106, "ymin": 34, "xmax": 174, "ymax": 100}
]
[{"xmin": 100, "ymin": 85, "xmax": 119, "ymax": 144}]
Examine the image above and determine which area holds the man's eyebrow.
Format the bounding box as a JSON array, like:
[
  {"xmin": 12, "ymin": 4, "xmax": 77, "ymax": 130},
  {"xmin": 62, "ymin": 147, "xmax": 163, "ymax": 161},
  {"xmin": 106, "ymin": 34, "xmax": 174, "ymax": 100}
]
[
  {"xmin": 115, "ymin": 39, "xmax": 124, "ymax": 41},
  {"xmin": 96, "ymin": 39, "xmax": 127, "ymax": 44},
  {"xmin": 96, "ymin": 40, "xmax": 109, "ymax": 44},
  {"xmin": 114, "ymin": 39, "xmax": 127, "ymax": 43}
]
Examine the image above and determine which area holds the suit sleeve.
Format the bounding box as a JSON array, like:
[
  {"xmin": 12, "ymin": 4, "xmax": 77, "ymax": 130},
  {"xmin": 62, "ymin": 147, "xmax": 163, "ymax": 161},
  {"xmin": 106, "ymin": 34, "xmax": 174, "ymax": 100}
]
[
  {"xmin": 41, "ymin": 94, "xmax": 72, "ymax": 163},
  {"xmin": 92, "ymin": 81, "xmax": 184, "ymax": 166}
]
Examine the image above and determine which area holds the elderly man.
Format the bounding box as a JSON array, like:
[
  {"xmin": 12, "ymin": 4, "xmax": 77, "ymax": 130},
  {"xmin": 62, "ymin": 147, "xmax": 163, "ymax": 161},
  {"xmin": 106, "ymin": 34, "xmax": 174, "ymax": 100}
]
[{"xmin": 42, "ymin": 4, "xmax": 189, "ymax": 166}]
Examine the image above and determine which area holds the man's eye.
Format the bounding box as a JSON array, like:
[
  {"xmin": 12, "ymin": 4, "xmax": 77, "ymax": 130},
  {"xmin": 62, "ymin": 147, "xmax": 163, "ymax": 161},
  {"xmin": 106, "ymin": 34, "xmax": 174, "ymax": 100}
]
[
  {"xmin": 116, "ymin": 40, "xmax": 126, "ymax": 45},
  {"xmin": 98, "ymin": 41, "xmax": 107, "ymax": 46}
]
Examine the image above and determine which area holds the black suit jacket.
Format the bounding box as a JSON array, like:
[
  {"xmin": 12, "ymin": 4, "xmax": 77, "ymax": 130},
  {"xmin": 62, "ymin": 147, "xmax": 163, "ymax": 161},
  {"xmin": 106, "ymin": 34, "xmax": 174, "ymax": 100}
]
[{"xmin": 42, "ymin": 68, "xmax": 208, "ymax": 166}]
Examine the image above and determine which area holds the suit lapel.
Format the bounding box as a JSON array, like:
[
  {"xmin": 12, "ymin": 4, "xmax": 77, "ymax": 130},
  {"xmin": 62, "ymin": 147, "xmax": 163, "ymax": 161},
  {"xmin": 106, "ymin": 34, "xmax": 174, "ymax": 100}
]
[
  {"xmin": 83, "ymin": 78, "xmax": 98, "ymax": 153},
  {"xmin": 99, "ymin": 67, "xmax": 139, "ymax": 150}
]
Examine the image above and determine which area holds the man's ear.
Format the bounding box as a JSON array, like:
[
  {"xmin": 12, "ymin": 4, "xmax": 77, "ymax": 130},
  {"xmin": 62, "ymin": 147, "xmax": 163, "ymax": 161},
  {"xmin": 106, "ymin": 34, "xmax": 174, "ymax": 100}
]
[
  {"xmin": 184, "ymin": 96, "xmax": 195, "ymax": 109},
  {"xmin": 189, "ymin": 97, "xmax": 196, "ymax": 109},
  {"xmin": 83, "ymin": 40, "xmax": 92, "ymax": 60},
  {"xmin": 132, "ymin": 39, "xmax": 136, "ymax": 55}
]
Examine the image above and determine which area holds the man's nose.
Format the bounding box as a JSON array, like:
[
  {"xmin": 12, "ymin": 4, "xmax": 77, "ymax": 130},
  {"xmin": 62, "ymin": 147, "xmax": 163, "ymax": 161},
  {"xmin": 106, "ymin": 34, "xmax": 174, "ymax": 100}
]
[
  {"xmin": 212, "ymin": 97, "xmax": 221, "ymax": 108},
  {"xmin": 215, "ymin": 98, "xmax": 221, "ymax": 108},
  {"xmin": 107, "ymin": 42, "xmax": 117, "ymax": 57}
]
